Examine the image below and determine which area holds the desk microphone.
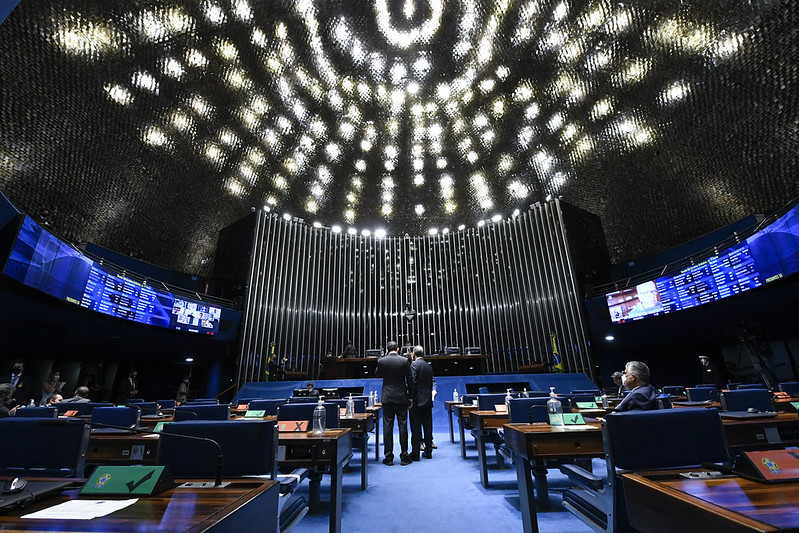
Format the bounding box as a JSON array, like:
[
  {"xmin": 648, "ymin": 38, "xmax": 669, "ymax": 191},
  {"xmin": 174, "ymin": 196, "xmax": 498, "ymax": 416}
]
[{"xmin": 37, "ymin": 418, "xmax": 225, "ymax": 487}]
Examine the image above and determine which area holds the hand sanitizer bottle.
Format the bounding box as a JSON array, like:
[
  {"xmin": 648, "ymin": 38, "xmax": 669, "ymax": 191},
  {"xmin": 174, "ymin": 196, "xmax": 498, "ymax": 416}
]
[
  {"xmin": 312, "ymin": 398, "xmax": 326, "ymax": 435},
  {"xmin": 547, "ymin": 387, "xmax": 563, "ymax": 426},
  {"xmin": 345, "ymin": 393, "xmax": 355, "ymax": 419}
]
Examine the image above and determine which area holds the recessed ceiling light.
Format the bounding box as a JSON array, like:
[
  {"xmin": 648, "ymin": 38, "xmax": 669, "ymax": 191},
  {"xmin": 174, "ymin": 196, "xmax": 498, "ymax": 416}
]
[
  {"xmin": 282, "ymin": 213, "xmax": 291, "ymax": 221},
  {"xmin": 331, "ymin": 225, "xmax": 342, "ymax": 233}
]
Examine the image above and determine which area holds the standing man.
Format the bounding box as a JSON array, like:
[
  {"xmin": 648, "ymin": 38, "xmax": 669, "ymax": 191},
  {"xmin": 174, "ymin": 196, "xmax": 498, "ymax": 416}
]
[
  {"xmin": 614, "ymin": 361, "xmax": 657, "ymax": 411},
  {"xmin": 375, "ymin": 341, "xmax": 413, "ymax": 466},
  {"xmin": 0, "ymin": 360, "xmax": 30, "ymax": 407},
  {"xmin": 117, "ymin": 370, "xmax": 138, "ymax": 404},
  {"xmin": 409, "ymin": 345, "xmax": 434, "ymax": 461}
]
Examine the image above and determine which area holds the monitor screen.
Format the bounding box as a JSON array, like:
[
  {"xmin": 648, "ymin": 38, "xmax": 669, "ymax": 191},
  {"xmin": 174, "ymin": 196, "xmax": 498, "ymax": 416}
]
[
  {"xmin": 3, "ymin": 215, "xmax": 224, "ymax": 336},
  {"xmin": 607, "ymin": 203, "xmax": 799, "ymax": 323}
]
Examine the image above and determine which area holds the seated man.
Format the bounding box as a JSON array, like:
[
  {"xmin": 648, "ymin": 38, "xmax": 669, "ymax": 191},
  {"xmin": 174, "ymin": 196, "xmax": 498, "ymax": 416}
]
[
  {"xmin": 44, "ymin": 393, "xmax": 63, "ymax": 406},
  {"xmin": 0, "ymin": 383, "xmax": 19, "ymax": 417},
  {"xmin": 614, "ymin": 361, "xmax": 657, "ymax": 411},
  {"xmin": 62, "ymin": 385, "xmax": 91, "ymax": 403},
  {"xmin": 306, "ymin": 381, "xmax": 320, "ymax": 397}
]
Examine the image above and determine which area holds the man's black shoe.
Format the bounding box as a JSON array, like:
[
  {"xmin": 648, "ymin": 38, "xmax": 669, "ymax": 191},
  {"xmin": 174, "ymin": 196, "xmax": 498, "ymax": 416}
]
[
  {"xmin": 409, "ymin": 455, "xmax": 420, "ymax": 462},
  {"xmin": 382, "ymin": 457, "xmax": 394, "ymax": 466},
  {"xmin": 422, "ymin": 451, "xmax": 433, "ymax": 459},
  {"xmin": 400, "ymin": 454, "xmax": 412, "ymax": 466}
]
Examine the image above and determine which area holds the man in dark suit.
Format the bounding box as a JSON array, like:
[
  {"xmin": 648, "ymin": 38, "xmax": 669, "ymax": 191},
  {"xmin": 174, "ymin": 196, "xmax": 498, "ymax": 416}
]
[
  {"xmin": 375, "ymin": 340, "xmax": 412, "ymax": 466},
  {"xmin": 409, "ymin": 345, "xmax": 434, "ymax": 461},
  {"xmin": 615, "ymin": 361, "xmax": 657, "ymax": 411},
  {"xmin": 0, "ymin": 360, "xmax": 30, "ymax": 407}
]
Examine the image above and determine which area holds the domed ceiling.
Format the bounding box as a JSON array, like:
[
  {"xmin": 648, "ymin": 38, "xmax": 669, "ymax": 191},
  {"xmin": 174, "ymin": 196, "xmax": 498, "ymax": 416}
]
[{"xmin": 0, "ymin": 0, "xmax": 797, "ymax": 276}]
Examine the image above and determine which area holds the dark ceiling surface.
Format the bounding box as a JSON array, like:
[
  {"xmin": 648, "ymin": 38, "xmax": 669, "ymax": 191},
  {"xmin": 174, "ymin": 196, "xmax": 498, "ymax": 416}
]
[{"xmin": 0, "ymin": 0, "xmax": 797, "ymax": 277}]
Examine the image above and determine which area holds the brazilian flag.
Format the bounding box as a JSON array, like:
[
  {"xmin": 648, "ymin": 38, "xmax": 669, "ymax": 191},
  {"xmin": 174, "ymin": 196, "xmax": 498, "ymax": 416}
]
[{"xmin": 551, "ymin": 333, "xmax": 564, "ymax": 373}]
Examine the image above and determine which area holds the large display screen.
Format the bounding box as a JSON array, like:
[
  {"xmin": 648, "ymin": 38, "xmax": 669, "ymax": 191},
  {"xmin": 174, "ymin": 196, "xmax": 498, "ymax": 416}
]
[
  {"xmin": 3, "ymin": 215, "xmax": 223, "ymax": 335},
  {"xmin": 607, "ymin": 203, "xmax": 799, "ymax": 323}
]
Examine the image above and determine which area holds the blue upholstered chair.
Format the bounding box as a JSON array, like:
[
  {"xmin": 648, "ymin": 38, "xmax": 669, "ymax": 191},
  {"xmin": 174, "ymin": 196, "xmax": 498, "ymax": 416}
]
[
  {"xmin": 508, "ymin": 397, "xmax": 551, "ymax": 423},
  {"xmin": 173, "ymin": 404, "xmax": 231, "ymax": 421},
  {"xmin": 660, "ymin": 386, "xmax": 686, "ymax": 396},
  {"xmin": 156, "ymin": 399, "xmax": 176, "ymax": 411},
  {"xmin": 134, "ymin": 402, "xmax": 159, "ymax": 416},
  {"xmin": 686, "ymin": 387, "xmax": 718, "ymax": 402},
  {"xmin": 55, "ymin": 401, "xmax": 113, "ymax": 416},
  {"xmin": 560, "ymin": 408, "xmax": 729, "ymax": 533},
  {"xmin": 157, "ymin": 420, "xmax": 309, "ymax": 532},
  {"xmin": 248, "ymin": 398, "xmax": 287, "ymax": 415},
  {"xmin": 186, "ymin": 398, "xmax": 219, "ymax": 404},
  {"xmin": 720, "ymin": 389, "xmax": 774, "ymax": 412},
  {"xmin": 126, "ymin": 398, "xmax": 145, "ymax": 404},
  {"xmin": 286, "ymin": 396, "xmax": 320, "ymax": 403},
  {"xmin": 779, "ymin": 382, "xmax": 799, "ymax": 396},
  {"xmin": 570, "ymin": 389, "xmax": 600, "ymax": 395},
  {"xmin": 478, "ymin": 386, "xmax": 490, "ymax": 394},
  {"xmin": 694, "ymin": 383, "xmax": 717, "ymax": 388},
  {"xmin": 277, "ymin": 402, "xmax": 340, "ymax": 429},
  {"xmin": 727, "ymin": 382, "xmax": 742, "ymax": 390},
  {"xmin": 737, "ymin": 383, "xmax": 768, "ymax": 390},
  {"xmin": 13, "ymin": 406, "xmax": 57, "ymax": 418},
  {"xmin": 91, "ymin": 406, "xmax": 141, "ymax": 428},
  {"xmin": 0, "ymin": 418, "xmax": 90, "ymax": 477},
  {"xmin": 477, "ymin": 393, "xmax": 517, "ymax": 410}
]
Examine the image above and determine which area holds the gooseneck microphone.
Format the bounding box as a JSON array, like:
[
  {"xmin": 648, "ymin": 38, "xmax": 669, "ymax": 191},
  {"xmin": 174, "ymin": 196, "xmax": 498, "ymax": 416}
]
[{"xmin": 38, "ymin": 418, "xmax": 225, "ymax": 487}]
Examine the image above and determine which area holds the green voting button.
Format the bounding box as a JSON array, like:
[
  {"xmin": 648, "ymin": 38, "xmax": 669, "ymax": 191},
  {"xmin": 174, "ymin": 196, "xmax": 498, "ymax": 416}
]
[
  {"xmin": 244, "ymin": 409, "xmax": 266, "ymax": 418},
  {"xmin": 81, "ymin": 465, "xmax": 175, "ymax": 496},
  {"xmin": 563, "ymin": 413, "xmax": 586, "ymax": 425},
  {"xmin": 575, "ymin": 401, "xmax": 599, "ymax": 409}
]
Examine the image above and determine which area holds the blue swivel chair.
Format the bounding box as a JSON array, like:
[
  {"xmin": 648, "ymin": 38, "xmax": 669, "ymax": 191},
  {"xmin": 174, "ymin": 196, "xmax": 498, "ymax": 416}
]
[
  {"xmin": 158, "ymin": 420, "xmax": 309, "ymax": 532},
  {"xmin": 561, "ymin": 408, "xmax": 729, "ymax": 533},
  {"xmin": 173, "ymin": 404, "xmax": 231, "ymax": 421},
  {"xmin": 720, "ymin": 389, "xmax": 774, "ymax": 412},
  {"xmin": 685, "ymin": 387, "xmax": 719, "ymax": 402},
  {"xmin": 508, "ymin": 397, "xmax": 551, "ymax": 423},
  {"xmin": 660, "ymin": 386, "xmax": 686, "ymax": 396},
  {"xmin": 0, "ymin": 418, "xmax": 90, "ymax": 477},
  {"xmin": 726, "ymin": 382, "xmax": 742, "ymax": 390},
  {"xmin": 156, "ymin": 399, "xmax": 176, "ymax": 411},
  {"xmin": 477, "ymin": 393, "xmax": 517, "ymax": 410},
  {"xmin": 694, "ymin": 383, "xmax": 717, "ymax": 388},
  {"xmin": 13, "ymin": 406, "xmax": 57, "ymax": 418},
  {"xmin": 248, "ymin": 399, "xmax": 288, "ymax": 415},
  {"xmin": 286, "ymin": 396, "xmax": 320, "ymax": 403},
  {"xmin": 779, "ymin": 382, "xmax": 799, "ymax": 396},
  {"xmin": 737, "ymin": 383, "xmax": 768, "ymax": 390},
  {"xmin": 91, "ymin": 406, "xmax": 141, "ymax": 428},
  {"xmin": 134, "ymin": 402, "xmax": 160, "ymax": 416},
  {"xmin": 655, "ymin": 394, "xmax": 672, "ymax": 409}
]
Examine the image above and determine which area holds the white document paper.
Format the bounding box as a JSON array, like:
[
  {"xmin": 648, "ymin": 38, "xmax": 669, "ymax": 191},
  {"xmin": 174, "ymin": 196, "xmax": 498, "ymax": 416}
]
[{"xmin": 21, "ymin": 498, "xmax": 138, "ymax": 520}]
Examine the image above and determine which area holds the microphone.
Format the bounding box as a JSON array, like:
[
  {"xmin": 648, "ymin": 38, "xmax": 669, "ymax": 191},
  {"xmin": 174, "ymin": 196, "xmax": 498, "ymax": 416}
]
[{"xmin": 38, "ymin": 418, "xmax": 225, "ymax": 487}]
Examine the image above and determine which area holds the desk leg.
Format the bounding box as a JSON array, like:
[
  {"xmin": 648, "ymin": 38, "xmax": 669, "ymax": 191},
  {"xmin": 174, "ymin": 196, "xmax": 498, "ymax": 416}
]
[
  {"xmin": 477, "ymin": 432, "xmax": 489, "ymax": 488},
  {"xmin": 361, "ymin": 437, "xmax": 368, "ymax": 490},
  {"xmin": 532, "ymin": 460, "xmax": 549, "ymax": 511},
  {"xmin": 459, "ymin": 418, "xmax": 467, "ymax": 459},
  {"xmin": 514, "ymin": 452, "xmax": 539, "ymax": 533},
  {"xmin": 330, "ymin": 460, "xmax": 344, "ymax": 533},
  {"xmin": 448, "ymin": 407, "xmax": 455, "ymax": 443},
  {"xmin": 374, "ymin": 413, "xmax": 380, "ymax": 462},
  {"xmin": 309, "ymin": 472, "xmax": 322, "ymax": 512}
]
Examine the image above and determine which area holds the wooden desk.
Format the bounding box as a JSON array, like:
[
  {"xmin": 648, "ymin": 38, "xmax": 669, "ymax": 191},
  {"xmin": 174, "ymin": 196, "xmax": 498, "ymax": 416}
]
[
  {"xmin": 278, "ymin": 429, "xmax": 352, "ymax": 533},
  {"xmin": 722, "ymin": 412, "xmax": 799, "ymax": 451},
  {"xmin": 622, "ymin": 470, "xmax": 799, "ymax": 532},
  {"xmin": 338, "ymin": 414, "xmax": 373, "ymax": 490},
  {"xmin": 454, "ymin": 403, "xmax": 478, "ymax": 459},
  {"xmin": 503, "ymin": 422, "xmax": 604, "ymax": 533},
  {"xmin": 0, "ymin": 478, "xmax": 279, "ymax": 532},
  {"xmin": 468, "ymin": 410, "xmax": 509, "ymax": 488},
  {"xmin": 87, "ymin": 433, "xmax": 159, "ymax": 467}
]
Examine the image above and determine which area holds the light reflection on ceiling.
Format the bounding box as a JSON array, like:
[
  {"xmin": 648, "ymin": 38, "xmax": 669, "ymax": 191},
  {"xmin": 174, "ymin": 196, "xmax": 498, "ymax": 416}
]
[{"xmin": 0, "ymin": 1, "xmax": 797, "ymax": 275}]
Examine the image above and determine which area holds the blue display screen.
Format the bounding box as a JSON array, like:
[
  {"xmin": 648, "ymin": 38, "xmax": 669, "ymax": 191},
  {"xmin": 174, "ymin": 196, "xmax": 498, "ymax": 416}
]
[
  {"xmin": 3, "ymin": 216, "xmax": 222, "ymax": 335},
  {"xmin": 607, "ymin": 203, "xmax": 799, "ymax": 323}
]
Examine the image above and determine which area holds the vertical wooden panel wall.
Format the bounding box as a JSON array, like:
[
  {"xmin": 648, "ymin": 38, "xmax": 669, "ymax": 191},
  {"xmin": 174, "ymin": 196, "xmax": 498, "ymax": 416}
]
[{"xmin": 237, "ymin": 199, "xmax": 593, "ymax": 385}]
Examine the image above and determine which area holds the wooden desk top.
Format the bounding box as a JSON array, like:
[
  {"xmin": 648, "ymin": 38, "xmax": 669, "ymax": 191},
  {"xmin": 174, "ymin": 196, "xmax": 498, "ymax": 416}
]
[
  {"xmin": 502, "ymin": 422, "xmax": 604, "ymax": 461},
  {"xmin": 453, "ymin": 404, "xmax": 478, "ymax": 417},
  {"xmin": 0, "ymin": 478, "xmax": 278, "ymax": 532},
  {"xmin": 622, "ymin": 470, "xmax": 799, "ymax": 532}
]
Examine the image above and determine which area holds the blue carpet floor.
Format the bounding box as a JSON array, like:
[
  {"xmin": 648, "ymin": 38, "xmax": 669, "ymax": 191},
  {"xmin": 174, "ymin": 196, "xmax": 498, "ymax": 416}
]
[{"xmin": 290, "ymin": 431, "xmax": 596, "ymax": 532}]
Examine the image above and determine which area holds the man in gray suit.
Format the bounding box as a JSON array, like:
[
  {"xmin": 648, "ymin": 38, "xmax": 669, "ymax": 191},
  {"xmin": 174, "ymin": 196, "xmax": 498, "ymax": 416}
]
[
  {"xmin": 375, "ymin": 340, "xmax": 412, "ymax": 466},
  {"xmin": 409, "ymin": 345, "xmax": 434, "ymax": 461}
]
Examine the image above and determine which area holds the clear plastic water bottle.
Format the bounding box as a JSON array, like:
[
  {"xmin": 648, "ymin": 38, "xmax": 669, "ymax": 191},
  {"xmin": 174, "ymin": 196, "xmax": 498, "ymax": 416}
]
[
  {"xmin": 345, "ymin": 393, "xmax": 355, "ymax": 419},
  {"xmin": 522, "ymin": 388, "xmax": 529, "ymax": 398},
  {"xmin": 367, "ymin": 391, "xmax": 375, "ymax": 408},
  {"xmin": 28, "ymin": 399, "xmax": 35, "ymax": 408},
  {"xmin": 601, "ymin": 392, "xmax": 609, "ymax": 408},
  {"xmin": 452, "ymin": 388, "xmax": 459, "ymax": 403},
  {"xmin": 312, "ymin": 398, "xmax": 326, "ymax": 435},
  {"xmin": 505, "ymin": 388, "xmax": 513, "ymax": 410},
  {"xmin": 547, "ymin": 387, "xmax": 563, "ymax": 426}
]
